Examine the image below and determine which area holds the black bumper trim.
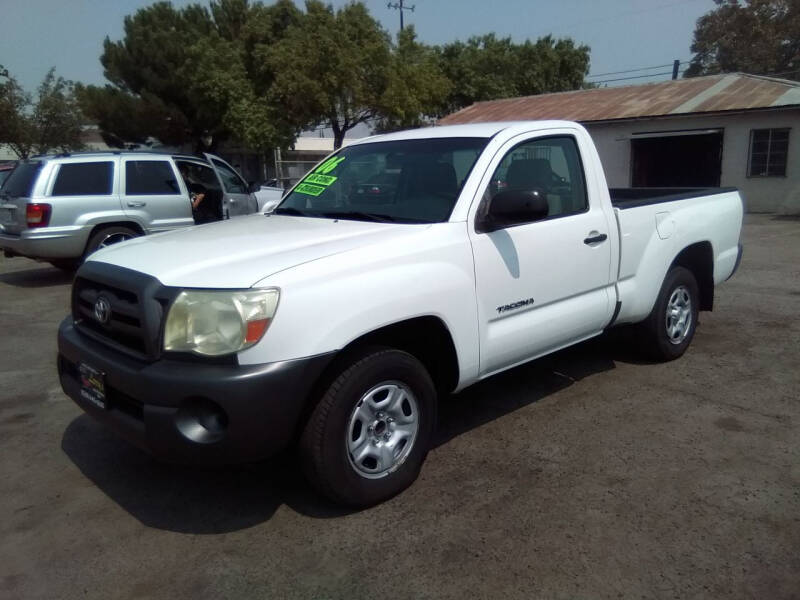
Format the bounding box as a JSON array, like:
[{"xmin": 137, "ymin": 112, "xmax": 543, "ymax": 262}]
[{"xmin": 58, "ymin": 317, "xmax": 336, "ymax": 464}]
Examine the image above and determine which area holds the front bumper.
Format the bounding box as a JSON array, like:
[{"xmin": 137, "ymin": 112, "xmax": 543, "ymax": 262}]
[{"xmin": 58, "ymin": 318, "xmax": 335, "ymax": 464}]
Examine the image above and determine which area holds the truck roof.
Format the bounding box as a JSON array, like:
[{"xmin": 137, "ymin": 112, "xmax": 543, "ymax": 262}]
[{"xmin": 350, "ymin": 120, "xmax": 580, "ymax": 145}]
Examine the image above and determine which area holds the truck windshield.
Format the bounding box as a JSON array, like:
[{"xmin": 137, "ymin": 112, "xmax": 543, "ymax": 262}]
[{"xmin": 275, "ymin": 137, "xmax": 488, "ymax": 223}]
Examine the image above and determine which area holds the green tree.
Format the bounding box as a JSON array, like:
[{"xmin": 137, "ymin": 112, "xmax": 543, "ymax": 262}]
[
  {"xmin": 0, "ymin": 67, "xmax": 84, "ymax": 159},
  {"xmin": 374, "ymin": 26, "xmax": 452, "ymax": 132},
  {"xmin": 437, "ymin": 34, "xmax": 591, "ymax": 115},
  {"xmin": 685, "ymin": 0, "xmax": 800, "ymax": 79},
  {"xmin": 264, "ymin": 1, "xmax": 394, "ymax": 149},
  {"xmin": 79, "ymin": 1, "xmax": 214, "ymax": 150},
  {"xmin": 184, "ymin": 0, "xmax": 302, "ymax": 153},
  {"xmin": 80, "ymin": 0, "xmax": 301, "ymax": 152}
]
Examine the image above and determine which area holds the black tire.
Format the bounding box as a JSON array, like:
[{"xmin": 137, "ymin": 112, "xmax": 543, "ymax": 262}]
[
  {"xmin": 84, "ymin": 225, "xmax": 139, "ymax": 258},
  {"xmin": 300, "ymin": 347, "xmax": 437, "ymax": 507},
  {"xmin": 639, "ymin": 265, "xmax": 700, "ymax": 361}
]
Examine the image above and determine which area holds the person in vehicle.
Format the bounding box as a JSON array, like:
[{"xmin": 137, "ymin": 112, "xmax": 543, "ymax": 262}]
[{"xmin": 179, "ymin": 163, "xmax": 219, "ymax": 224}]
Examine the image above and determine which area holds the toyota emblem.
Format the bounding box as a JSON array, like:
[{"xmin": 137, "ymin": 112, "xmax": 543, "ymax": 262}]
[{"xmin": 94, "ymin": 297, "xmax": 111, "ymax": 324}]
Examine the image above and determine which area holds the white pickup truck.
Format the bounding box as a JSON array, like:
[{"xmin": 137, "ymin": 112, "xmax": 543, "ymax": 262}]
[{"xmin": 57, "ymin": 121, "xmax": 743, "ymax": 506}]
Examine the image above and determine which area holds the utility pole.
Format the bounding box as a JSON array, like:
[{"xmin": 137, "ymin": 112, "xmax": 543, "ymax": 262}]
[{"xmin": 387, "ymin": 0, "xmax": 414, "ymax": 31}]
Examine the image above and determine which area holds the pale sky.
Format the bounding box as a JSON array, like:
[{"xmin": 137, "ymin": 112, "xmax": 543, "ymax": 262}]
[{"xmin": 0, "ymin": 0, "xmax": 715, "ymax": 93}]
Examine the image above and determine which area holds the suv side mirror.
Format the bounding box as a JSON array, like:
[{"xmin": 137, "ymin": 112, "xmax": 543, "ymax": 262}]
[{"xmin": 478, "ymin": 189, "xmax": 549, "ymax": 233}]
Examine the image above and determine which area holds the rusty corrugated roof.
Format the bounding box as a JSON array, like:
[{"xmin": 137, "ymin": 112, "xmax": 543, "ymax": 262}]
[{"xmin": 438, "ymin": 73, "xmax": 800, "ymax": 125}]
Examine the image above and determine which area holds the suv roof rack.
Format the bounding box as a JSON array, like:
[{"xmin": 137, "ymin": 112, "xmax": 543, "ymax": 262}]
[{"xmin": 31, "ymin": 150, "xmax": 205, "ymax": 159}]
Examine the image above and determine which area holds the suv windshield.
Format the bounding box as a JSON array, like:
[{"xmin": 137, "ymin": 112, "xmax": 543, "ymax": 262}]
[
  {"xmin": 1, "ymin": 161, "xmax": 42, "ymax": 198},
  {"xmin": 275, "ymin": 137, "xmax": 488, "ymax": 223}
]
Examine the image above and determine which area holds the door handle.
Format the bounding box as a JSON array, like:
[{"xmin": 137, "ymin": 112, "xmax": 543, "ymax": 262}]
[
  {"xmin": 584, "ymin": 232, "xmax": 608, "ymax": 245},
  {"xmin": 127, "ymin": 201, "xmax": 146, "ymax": 208}
]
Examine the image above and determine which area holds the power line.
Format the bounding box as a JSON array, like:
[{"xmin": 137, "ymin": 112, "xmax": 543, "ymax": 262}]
[
  {"xmin": 587, "ymin": 61, "xmax": 690, "ymax": 79},
  {"xmin": 591, "ymin": 71, "xmax": 676, "ymax": 84}
]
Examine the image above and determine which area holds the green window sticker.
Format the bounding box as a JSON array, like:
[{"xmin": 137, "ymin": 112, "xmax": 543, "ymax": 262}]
[
  {"xmin": 294, "ymin": 183, "xmax": 325, "ymax": 196},
  {"xmin": 305, "ymin": 173, "xmax": 337, "ymax": 186},
  {"xmin": 315, "ymin": 156, "xmax": 346, "ymax": 175}
]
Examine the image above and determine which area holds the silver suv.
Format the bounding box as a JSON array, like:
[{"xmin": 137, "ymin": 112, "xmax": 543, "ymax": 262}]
[{"xmin": 0, "ymin": 151, "xmax": 258, "ymax": 269}]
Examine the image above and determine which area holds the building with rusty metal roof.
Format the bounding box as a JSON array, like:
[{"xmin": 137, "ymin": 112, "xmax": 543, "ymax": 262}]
[{"xmin": 439, "ymin": 73, "xmax": 800, "ymax": 213}]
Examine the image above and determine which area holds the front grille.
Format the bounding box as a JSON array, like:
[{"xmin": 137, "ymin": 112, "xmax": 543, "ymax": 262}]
[{"xmin": 71, "ymin": 262, "xmax": 177, "ymax": 361}]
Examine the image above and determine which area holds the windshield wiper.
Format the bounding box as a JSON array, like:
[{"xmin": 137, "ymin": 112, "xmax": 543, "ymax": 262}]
[
  {"xmin": 272, "ymin": 206, "xmax": 308, "ymax": 217},
  {"xmin": 322, "ymin": 211, "xmax": 397, "ymax": 223}
]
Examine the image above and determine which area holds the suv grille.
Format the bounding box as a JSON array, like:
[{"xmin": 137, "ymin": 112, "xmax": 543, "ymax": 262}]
[{"xmin": 71, "ymin": 262, "xmax": 176, "ymax": 361}]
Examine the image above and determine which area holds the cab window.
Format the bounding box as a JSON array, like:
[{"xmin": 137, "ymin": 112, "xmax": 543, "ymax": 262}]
[{"xmin": 488, "ymin": 136, "xmax": 587, "ymax": 218}]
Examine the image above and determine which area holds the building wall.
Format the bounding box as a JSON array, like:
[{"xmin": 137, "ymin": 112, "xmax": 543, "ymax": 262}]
[{"xmin": 586, "ymin": 109, "xmax": 800, "ymax": 213}]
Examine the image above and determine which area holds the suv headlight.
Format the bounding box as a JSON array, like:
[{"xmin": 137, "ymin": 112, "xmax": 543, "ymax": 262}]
[{"xmin": 163, "ymin": 289, "xmax": 279, "ymax": 356}]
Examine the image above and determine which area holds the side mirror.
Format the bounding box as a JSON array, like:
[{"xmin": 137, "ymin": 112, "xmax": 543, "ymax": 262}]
[
  {"xmin": 478, "ymin": 189, "xmax": 549, "ymax": 233},
  {"xmin": 248, "ymin": 181, "xmax": 260, "ymax": 194}
]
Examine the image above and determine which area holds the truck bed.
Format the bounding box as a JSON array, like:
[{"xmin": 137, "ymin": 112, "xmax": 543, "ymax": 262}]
[{"xmin": 610, "ymin": 187, "xmax": 738, "ymax": 210}]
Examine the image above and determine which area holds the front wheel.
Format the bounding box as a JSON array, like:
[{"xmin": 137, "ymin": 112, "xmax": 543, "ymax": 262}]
[
  {"xmin": 300, "ymin": 348, "xmax": 436, "ymax": 507},
  {"xmin": 639, "ymin": 266, "xmax": 700, "ymax": 361}
]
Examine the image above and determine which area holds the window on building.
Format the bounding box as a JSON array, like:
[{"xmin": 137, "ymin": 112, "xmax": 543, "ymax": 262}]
[
  {"xmin": 748, "ymin": 128, "xmax": 790, "ymax": 177},
  {"xmin": 52, "ymin": 162, "xmax": 113, "ymax": 196},
  {"xmin": 126, "ymin": 161, "xmax": 180, "ymax": 195}
]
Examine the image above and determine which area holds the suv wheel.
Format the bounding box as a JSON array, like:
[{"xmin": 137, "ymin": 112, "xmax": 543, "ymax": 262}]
[
  {"xmin": 85, "ymin": 226, "xmax": 139, "ymax": 257},
  {"xmin": 300, "ymin": 348, "xmax": 436, "ymax": 507}
]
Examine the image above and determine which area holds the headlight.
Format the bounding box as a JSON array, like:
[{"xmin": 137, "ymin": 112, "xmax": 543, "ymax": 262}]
[{"xmin": 163, "ymin": 289, "xmax": 279, "ymax": 356}]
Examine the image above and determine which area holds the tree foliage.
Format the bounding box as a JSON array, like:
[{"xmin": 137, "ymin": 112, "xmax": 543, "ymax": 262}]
[
  {"xmin": 80, "ymin": 0, "xmax": 591, "ymax": 151},
  {"xmin": 264, "ymin": 1, "xmax": 395, "ymax": 149},
  {"xmin": 437, "ymin": 34, "xmax": 591, "ymax": 115},
  {"xmin": 685, "ymin": 0, "xmax": 800, "ymax": 79},
  {"xmin": 0, "ymin": 67, "xmax": 84, "ymax": 159},
  {"xmin": 374, "ymin": 26, "xmax": 452, "ymax": 132},
  {"xmin": 78, "ymin": 0, "xmax": 302, "ymax": 152}
]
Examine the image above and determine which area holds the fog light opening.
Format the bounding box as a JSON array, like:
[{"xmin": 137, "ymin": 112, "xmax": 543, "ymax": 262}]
[{"xmin": 175, "ymin": 397, "xmax": 229, "ymax": 444}]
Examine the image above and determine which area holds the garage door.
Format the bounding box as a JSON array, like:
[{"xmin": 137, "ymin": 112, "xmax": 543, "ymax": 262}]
[{"xmin": 631, "ymin": 129, "xmax": 723, "ymax": 187}]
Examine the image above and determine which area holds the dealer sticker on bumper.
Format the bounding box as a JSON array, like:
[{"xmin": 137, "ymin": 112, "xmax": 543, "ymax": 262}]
[{"xmin": 79, "ymin": 362, "xmax": 107, "ymax": 410}]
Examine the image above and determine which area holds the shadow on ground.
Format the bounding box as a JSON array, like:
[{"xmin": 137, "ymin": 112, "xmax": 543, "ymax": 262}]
[
  {"xmin": 0, "ymin": 265, "xmax": 73, "ymax": 288},
  {"xmin": 61, "ymin": 328, "xmax": 646, "ymax": 534}
]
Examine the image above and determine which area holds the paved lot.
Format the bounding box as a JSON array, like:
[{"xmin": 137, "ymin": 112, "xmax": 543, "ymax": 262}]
[{"xmin": 1, "ymin": 214, "xmax": 798, "ymax": 599}]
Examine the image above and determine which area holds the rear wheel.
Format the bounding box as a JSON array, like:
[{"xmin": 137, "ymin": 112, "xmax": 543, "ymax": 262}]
[
  {"xmin": 300, "ymin": 348, "xmax": 436, "ymax": 507},
  {"xmin": 84, "ymin": 225, "xmax": 139, "ymax": 258},
  {"xmin": 639, "ymin": 266, "xmax": 699, "ymax": 361}
]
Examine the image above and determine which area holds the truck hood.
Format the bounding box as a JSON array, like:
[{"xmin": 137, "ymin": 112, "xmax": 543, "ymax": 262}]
[{"xmin": 88, "ymin": 214, "xmax": 426, "ymax": 288}]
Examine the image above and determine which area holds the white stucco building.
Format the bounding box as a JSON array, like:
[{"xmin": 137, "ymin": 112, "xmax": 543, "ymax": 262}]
[{"xmin": 440, "ymin": 73, "xmax": 800, "ymax": 214}]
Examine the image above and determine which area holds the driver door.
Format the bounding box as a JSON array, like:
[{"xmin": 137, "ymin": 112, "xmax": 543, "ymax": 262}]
[
  {"xmin": 204, "ymin": 153, "xmax": 258, "ymax": 217},
  {"xmin": 469, "ymin": 131, "xmax": 615, "ymax": 376}
]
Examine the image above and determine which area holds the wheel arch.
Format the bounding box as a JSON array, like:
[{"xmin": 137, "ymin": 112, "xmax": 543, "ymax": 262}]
[
  {"xmin": 670, "ymin": 241, "xmax": 714, "ymax": 311},
  {"xmin": 295, "ymin": 316, "xmax": 460, "ymax": 440},
  {"xmin": 84, "ymin": 221, "xmax": 145, "ymax": 253}
]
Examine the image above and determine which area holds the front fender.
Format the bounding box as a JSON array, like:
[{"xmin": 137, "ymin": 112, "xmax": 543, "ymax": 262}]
[{"xmin": 238, "ymin": 223, "xmax": 481, "ymax": 386}]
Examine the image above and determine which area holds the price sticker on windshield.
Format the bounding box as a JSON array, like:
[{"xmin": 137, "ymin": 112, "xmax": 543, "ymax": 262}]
[{"xmin": 294, "ymin": 183, "xmax": 326, "ymax": 196}]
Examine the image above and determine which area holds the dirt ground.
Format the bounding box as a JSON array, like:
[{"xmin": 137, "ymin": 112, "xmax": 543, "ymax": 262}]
[{"xmin": 1, "ymin": 214, "xmax": 798, "ymax": 599}]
